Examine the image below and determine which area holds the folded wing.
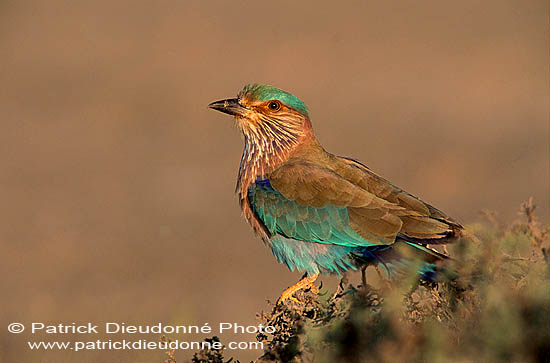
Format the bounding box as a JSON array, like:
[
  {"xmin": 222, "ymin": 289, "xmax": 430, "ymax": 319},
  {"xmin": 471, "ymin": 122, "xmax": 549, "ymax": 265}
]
[{"xmin": 248, "ymin": 159, "xmax": 462, "ymax": 248}]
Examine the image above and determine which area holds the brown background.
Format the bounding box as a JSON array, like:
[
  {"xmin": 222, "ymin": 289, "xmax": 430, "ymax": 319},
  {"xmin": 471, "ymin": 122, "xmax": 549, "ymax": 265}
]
[{"xmin": 1, "ymin": 1, "xmax": 548, "ymax": 362}]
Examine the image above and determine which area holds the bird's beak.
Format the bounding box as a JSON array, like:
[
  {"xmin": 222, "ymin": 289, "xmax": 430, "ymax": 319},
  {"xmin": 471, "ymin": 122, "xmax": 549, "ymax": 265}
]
[{"xmin": 208, "ymin": 98, "xmax": 248, "ymax": 117}]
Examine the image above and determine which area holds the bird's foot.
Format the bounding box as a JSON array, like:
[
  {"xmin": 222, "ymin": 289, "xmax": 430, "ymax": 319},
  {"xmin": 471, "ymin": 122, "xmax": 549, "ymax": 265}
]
[
  {"xmin": 276, "ymin": 273, "xmax": 319, "ymax": 305},
  {"xmin": 361, "ymin": 266, "xmax": 368, "ymax": 288},
  {"xmin": 330, "ymin": 273, "xmax": 349, "ymax": 300}
]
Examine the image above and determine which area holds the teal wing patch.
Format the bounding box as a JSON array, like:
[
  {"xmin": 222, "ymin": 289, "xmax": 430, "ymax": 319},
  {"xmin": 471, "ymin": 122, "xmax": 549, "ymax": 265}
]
[{"xmin": 248, "ymin": 179, "xmax": 380, "ymax": 247}]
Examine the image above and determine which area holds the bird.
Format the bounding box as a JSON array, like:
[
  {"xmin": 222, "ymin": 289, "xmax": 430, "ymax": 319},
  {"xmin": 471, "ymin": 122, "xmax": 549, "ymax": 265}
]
[{"xmin": 208, "ymin": 84, "xmax": 463, "ymax": 304}]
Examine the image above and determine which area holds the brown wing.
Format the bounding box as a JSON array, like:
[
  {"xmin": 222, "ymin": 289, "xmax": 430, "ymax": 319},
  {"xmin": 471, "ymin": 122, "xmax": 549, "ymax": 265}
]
[
  {"xmin": 333, "ymin": 156, "xmax": 463, "ymax": 243},
  {"xmin": 268, "ymin": 156, "xmax": 462, "ymax": 246},
  {"xmin": 269, "ymin": 161, "xmax": 408, "ymax": 244}
]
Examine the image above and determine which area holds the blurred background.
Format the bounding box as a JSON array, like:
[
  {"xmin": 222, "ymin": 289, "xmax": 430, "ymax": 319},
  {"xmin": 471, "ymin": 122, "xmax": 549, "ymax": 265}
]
[{"xmin": 1, "ymin": 0, "xmax": 548, "ymax": 362}]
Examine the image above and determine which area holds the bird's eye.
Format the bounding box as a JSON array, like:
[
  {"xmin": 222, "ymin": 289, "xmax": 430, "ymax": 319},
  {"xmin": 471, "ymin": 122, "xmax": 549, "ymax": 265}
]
[{"xmin": 268, "ymin": 101, "xmax": 281, "ymax": 111}]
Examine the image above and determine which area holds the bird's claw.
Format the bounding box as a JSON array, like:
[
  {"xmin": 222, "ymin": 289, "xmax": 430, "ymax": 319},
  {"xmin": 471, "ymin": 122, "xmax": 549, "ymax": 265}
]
[
  {"xmin": 330, "ymin": 273, "xmax": 350, "ymax": 300},
  {"xmin": 276, "ymin": 273, "xmax": 319, "ymax": 306}
]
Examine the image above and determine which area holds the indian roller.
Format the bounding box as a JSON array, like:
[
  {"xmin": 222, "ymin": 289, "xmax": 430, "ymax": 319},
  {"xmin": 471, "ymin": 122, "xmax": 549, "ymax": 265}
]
[{"xmin": 209, "ymin": 84, "xmax": 463, "ymax": 303}]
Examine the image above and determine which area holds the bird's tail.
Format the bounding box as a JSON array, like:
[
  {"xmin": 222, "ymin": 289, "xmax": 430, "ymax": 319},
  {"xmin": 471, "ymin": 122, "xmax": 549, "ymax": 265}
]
[{"xmin": 353, "ymin": 241, "xmax": 456, "ymax": 283}]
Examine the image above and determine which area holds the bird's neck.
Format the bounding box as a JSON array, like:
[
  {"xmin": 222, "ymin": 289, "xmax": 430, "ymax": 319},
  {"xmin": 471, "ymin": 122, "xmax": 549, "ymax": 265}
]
[
  {"xmin": 237, "ymin": 131, "xmax": 298, "ymax": 190},
  {"xmin": 236, "ymin": 118, "xmax": 316, "ymax": 193}
]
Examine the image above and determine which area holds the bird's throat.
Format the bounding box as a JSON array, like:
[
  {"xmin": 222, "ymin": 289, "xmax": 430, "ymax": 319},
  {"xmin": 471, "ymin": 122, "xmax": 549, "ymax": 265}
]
[{"xmin": 238, "ymin": 129, "xmax": 299, "ymax": 189}]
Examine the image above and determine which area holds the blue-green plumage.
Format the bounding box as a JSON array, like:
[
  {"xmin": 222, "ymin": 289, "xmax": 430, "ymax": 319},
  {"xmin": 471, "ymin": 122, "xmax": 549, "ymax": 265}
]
[
  {"xmin": 249, "ymin": 179, "xmax": 373, "ymax": 247},
  {"xmin": 249, "ymin": 178, "xmax": 449, "ymax": 280}
]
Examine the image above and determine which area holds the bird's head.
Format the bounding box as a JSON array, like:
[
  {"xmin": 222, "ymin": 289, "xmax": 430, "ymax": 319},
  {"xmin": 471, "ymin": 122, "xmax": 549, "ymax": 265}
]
[{"xmin": 209, "ymin": 84, "xmax": 313, "ymax": 148}]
